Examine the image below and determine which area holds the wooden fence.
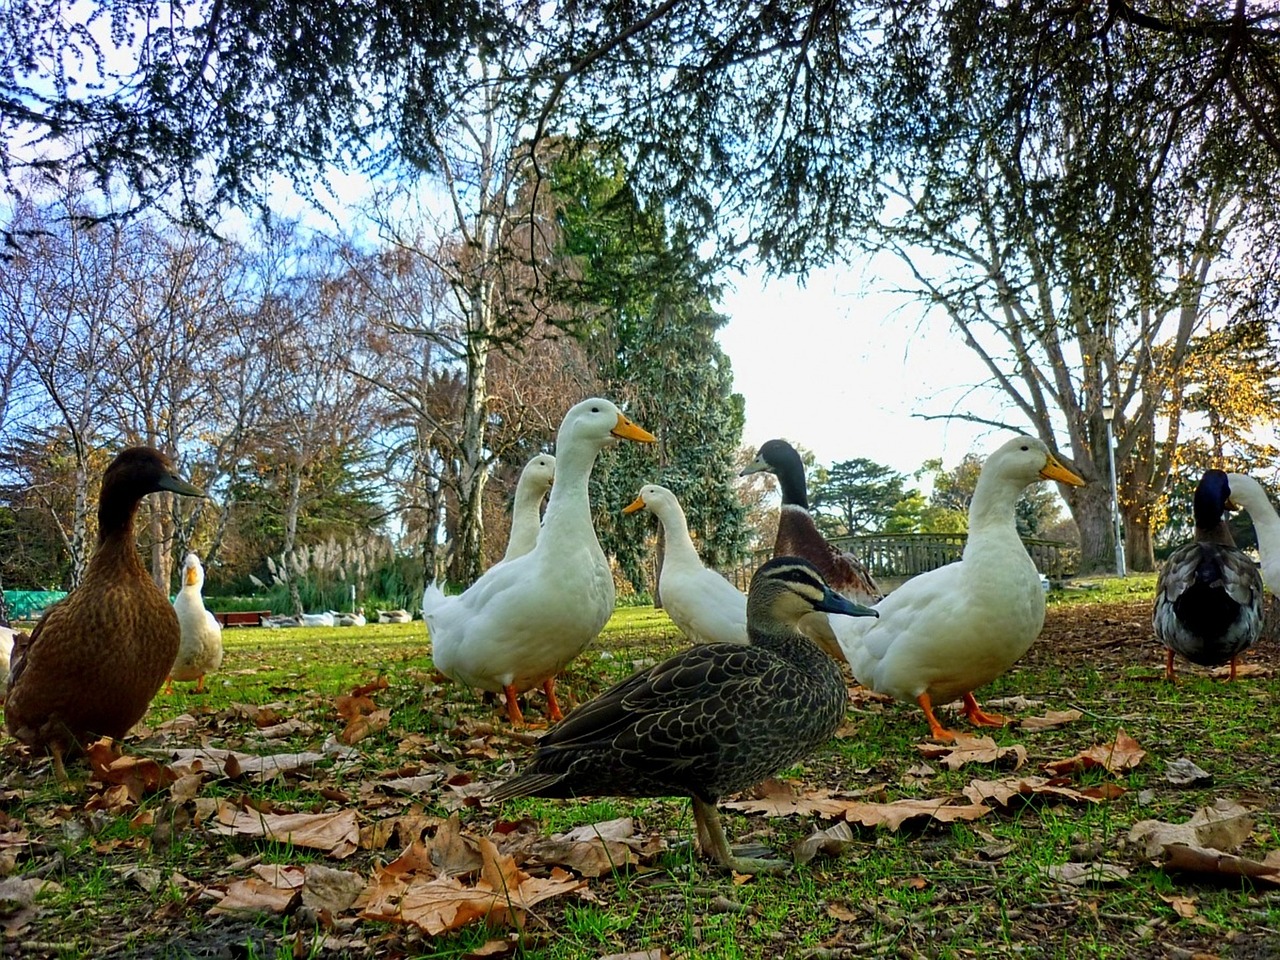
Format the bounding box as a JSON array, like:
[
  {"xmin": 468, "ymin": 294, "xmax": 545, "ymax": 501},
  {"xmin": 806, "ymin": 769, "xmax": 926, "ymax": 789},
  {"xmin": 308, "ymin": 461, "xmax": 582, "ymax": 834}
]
[{"xmin": 724, "ymin": 532, "xmax": 1078, "ymax": 592}]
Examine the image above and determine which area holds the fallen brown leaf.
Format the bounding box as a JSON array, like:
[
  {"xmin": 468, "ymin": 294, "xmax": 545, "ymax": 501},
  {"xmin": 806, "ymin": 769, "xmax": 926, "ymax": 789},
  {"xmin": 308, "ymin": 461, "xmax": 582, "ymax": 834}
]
[
  {"xmin": 1159, "ymin": 844, "xmax": 1280, "ymax": 884},
  {"xmin": 209, "ymin": 801, "xmax": 360, "ymax": 858},
  {"xmin": 1044, "ymin": 862, "xmax": 1131, "ymax": 886},
  {"xmin": 917, "ymin": 737, "xmax": 1027, "ymax": 771},
  {"xmin": 1128, "ymin": 800, "xmax": 1254, "ymax": 858},
  {"xmin": 722, "ymin": 779, "xmax": 886, "ymax": 817},
  {"xmin": 165, "ymin": 747, "xmax": 325, "ymax": 781},
  {"xmin": 841, "ymin": 797, "xmax": 991, "ymax": 831},
  {"xmin": 1016, "ymin": 709, "xmax": 1083, "ymax": 731},
  {"xmin": 358, "ymin": 837, "xmax": 587, "ymax": 935},
  {"xmin": 964, "ymin": 776, "xmax": 1123, "ymax": 807},
  {"xmin": 1043, "ymin": 728, "xmax": 1145, "ymax": 775},
  {"xmin": 793, "ymin": 821, "xmax": 856, "ymax": 865}
]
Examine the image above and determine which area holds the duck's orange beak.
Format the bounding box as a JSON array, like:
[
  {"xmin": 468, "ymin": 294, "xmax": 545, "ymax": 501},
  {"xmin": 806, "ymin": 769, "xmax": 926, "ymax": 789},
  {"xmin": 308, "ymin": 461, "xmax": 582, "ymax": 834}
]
[
  {"xmin": 622, "ymin": 495, "xmax": 647, "ymax": 514},
  {"xmin": 611, "ymin": 413, "xmax": 656, "ymax": 444},
  {"xmin": 185, "ymin": 566, "xmax": 200, "ymax": 586},
  {"xmin": 1040, "ymin": 453, "xmax": 1086, "ymax": 486}
]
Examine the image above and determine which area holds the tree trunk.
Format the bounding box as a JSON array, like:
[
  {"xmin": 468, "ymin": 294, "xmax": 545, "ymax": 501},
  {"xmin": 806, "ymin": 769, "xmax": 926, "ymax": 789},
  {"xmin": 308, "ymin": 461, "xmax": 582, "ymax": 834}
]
[
  {"xmin": 1125, "ymin": 513, "xmax": 1156, "ymax": 572},
  {"xmin": 1066, "ymin": 482, "xmax": 1118, "ymax": 575},
  {"xmin": 283, "ymin": 467, "xmax": 304, "ymax": 616},
  {"xmin": 450, "ymin": 299, "xmax": 492, "ymax": 586}
]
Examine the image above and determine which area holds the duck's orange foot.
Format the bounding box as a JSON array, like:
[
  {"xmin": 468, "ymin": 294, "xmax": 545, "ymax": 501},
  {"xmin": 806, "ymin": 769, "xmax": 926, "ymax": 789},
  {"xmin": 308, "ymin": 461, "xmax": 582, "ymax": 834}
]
[
  {"xmin": 543, "ymin": 677, "xmax": 564, "ymax": 723},
  {"xmin": 503, "ymin": 684, "xmax": 526, "ymax": 728},
  {"xmin": 916, "ymin": 693, "xmax": 963, "ymax": 742},
  {"xmin": 962, "ymin": 692, "xmax": 1009, "ymax": 728},
  {"xmin": 1165, "ymin": 648, "xmax": 1178, "ymax": 682}
]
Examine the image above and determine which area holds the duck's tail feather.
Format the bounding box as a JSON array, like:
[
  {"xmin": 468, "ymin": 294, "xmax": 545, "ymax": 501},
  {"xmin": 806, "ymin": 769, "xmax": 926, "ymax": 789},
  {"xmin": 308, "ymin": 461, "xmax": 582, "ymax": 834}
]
[{"xmin": 421, "ymin": 582, "xmax": 449, "ymax": 622}]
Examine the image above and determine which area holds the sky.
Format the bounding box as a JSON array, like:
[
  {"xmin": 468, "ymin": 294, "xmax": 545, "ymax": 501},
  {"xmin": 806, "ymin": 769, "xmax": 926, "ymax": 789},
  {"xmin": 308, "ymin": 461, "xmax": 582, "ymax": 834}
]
[{"xmin": 717, "ymin": 260, "xmax": 1011, "ymax": 480}]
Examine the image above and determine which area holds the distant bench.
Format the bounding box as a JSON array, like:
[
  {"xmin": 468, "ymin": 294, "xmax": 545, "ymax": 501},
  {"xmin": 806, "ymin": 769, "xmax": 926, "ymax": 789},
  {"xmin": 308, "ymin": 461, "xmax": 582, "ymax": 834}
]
[{"xmin": 213, "ymin": 610, "xmax": 272, "ymax": 628}]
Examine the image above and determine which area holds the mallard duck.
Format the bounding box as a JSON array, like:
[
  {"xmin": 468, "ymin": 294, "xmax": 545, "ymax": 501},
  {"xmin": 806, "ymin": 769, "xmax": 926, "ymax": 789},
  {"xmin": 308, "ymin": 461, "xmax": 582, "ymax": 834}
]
[
  {"xmin": 490, "ymin": 556, "xmax": 877, "ymax": 873},
  {"xmin": 1225, "ymin": 472, "xmax": 1280, "ymax": 593},
  {"xmin": 499, "ymin": 454, "xmax": 556, "ymax": 565},
  {"xmin": 623, "ymin": 483, "xmax": 747, "ymax": 645},
  {"xmin": 423, "ymin": 398, "xmax": 655, "ymax": 726},
  {"xmin": 1154, "ymin": 469, "xmax": 1263, "ymax": 681},
  {"xmin": 832, "ymin": 435, "xmax": 1085, "ymax": 740},
  {"xmin": 740, "ymin": 439, "xmax": 882, "ymax": 606},
  {"xmin": 4, "ymin": 447, "xmax": 205, "ymax": 777},
  {"xmin": 168, "ymin": 552, "xmax": 223, "ymax": 694}
]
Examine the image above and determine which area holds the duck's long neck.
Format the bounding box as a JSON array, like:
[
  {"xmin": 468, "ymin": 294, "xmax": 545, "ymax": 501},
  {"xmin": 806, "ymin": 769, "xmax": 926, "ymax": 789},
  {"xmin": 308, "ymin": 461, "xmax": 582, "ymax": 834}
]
[
  {"xmin": 775, "ymin": 458, "xmax": 809, "ymax": 509},
  {"xmin": 506, "ymin": 482, "xmax": 546, "ymax": 554},
  {"xmin": 655, "ymin": 503, "xmax": 701, "ymax": 568},
  {"xmin": 1249, "ymin": 501, "xmax": 1280, "ymax": 563},
  {"xmin": 539, "ymin": 438, "xmax": 603, "ymax": 550},
  {"xmin": 89, "ymin": 494, "xmax": 148, "ymax": 582},
  {"xmin": 964, "ymin": 473, "xmax": 1023, "ymax": 551},
  {"xmin": 1193, "ymin": 491, "xmax": 1235, "ymax": 547}
]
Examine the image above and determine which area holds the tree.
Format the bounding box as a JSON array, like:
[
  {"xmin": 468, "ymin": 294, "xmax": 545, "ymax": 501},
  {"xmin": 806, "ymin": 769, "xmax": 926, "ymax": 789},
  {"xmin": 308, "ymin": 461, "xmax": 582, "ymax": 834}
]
[
  {"xmin": 7, "ymin": 2, "xmax": 1278, "ymax": 270},
  {"xmin": 810, "ymin": 458, "xmax": 907, "ymax": 536},
  {"xmin": 548, "ymin": 149, "xmax": 749, "ymax": 593}
]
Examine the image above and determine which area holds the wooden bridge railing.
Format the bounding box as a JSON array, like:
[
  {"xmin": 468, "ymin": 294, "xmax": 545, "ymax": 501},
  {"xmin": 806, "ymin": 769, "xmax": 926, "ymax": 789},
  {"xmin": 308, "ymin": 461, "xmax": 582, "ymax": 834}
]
[{"xmin": 724, "ymin": 533, "xmax": 1078, "ymax": 593}]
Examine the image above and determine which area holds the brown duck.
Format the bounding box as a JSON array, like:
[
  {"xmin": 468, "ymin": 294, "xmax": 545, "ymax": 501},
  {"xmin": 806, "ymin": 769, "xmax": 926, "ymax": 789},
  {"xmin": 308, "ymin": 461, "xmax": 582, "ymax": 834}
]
[{"xmin": 5, "ymin": 447, "xmax": 204, "ymax": 778}]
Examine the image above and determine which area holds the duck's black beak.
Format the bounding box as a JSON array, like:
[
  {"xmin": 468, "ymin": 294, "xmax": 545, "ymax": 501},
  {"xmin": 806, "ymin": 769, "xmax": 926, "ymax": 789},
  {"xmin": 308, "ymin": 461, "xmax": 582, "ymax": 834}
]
[
  {"xmin": 160, "ymin": 475, "xmax": 206, "ymax": 498},
  {"xmin": 817, "ymin": 588, "xmax": 877, "ymax": 619}
]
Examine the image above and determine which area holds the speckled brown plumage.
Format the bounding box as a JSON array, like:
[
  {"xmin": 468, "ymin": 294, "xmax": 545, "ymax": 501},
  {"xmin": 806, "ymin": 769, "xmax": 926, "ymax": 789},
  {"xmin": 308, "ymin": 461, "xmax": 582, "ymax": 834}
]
[
  {"xmin": 4, "ymin": 447, "xmax": 204, "ymax": 763},
  {"xmin": 490, "ymin": 556, "xmax": 878, "ymax": 872},
  {"xmin": 740, "ymin": 439, "xmax": 882, "ymax": 606}
]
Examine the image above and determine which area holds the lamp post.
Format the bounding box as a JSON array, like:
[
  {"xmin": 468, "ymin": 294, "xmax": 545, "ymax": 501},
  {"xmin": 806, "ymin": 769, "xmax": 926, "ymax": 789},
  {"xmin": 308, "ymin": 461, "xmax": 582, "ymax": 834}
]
[{"xmin": 1101, "ymin": 405, "xmax": 1126, "ymax": 577}]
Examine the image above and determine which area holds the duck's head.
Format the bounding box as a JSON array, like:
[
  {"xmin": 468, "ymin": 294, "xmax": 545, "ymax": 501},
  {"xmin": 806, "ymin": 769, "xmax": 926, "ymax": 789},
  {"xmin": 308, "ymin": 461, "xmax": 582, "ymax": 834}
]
[
  {"xmin": 1225, "ymin": 472, "xmax": 1268, "ymax": 515},
  {"xmin": 747, "ymin": 556, "xmax": 877, "ymax": 634},
  {"xmin": 739, "ymin": 439, "xmax": 802, "ymax": 479},
  {"xmin": 521, "ymin": 454, "xmax": 556, "ymax": 494},
  {"xmin": 182, "ymin": 552, "xmax": 205, "ymax": 589},
  {"xmin": 104, "ymin": 447, "xmax": 206, "ymax": 500},
  {"xmin": 622, "ymin": 483, "xmax": 674, "ymax": 516},
  {"xmin": 985, "ymin": 436, "xmax": 1085, "ymax": 489},
  {"xmin": 561, "ymin": 399, "xmax": 656, "ymax": 449},
  {"xmin": 1193, "ymin": 469, "xmax": 1237, "ymax": 529}
]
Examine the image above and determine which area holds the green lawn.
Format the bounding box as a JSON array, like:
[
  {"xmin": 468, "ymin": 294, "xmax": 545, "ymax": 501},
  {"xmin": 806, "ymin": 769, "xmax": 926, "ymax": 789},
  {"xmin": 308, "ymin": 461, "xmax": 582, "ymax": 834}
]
[{"xmin": 2, "ymin": 585, "xmax": 1279, "ymax": 959}]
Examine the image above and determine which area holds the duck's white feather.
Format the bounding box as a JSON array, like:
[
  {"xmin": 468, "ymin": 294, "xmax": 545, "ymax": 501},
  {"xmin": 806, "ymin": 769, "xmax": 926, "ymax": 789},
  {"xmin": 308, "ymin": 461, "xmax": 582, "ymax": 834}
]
[
  {"xmin": 171, "ymin": 553, "xmax": 224, "ymax": 682},
  {"xmin": 833, "ymin": 435, "xmax": 1084, "ymax": 713},
  {"xmin": 499, "ymin": 454, "xmax": 556, "ymax": 565},
  {"xmin": 0, "ymin": 625, "xmax": 14, "ymax": 695},
  {"xmin": 1225, "ymin": 472, "xmax": 1280, "ymax": 593},
  {"xmin": 625, "ymin": 484, "xmax": 747, "ymax": 645},
  {"xmin": 424, "ymin": 398, "xmax": 654, "ymax": 696}
]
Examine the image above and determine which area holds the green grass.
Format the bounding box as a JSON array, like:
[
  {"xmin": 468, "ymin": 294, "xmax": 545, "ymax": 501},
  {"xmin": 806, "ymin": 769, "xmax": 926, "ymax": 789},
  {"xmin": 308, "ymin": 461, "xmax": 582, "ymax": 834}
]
[{"xmin": 4, "ymin": 581, "xmax": 1280, "ymax": 958}]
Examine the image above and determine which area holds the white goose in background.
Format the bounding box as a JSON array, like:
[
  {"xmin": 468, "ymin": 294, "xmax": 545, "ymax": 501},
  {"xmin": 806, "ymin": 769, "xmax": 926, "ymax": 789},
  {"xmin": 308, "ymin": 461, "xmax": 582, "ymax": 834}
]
[
  {"xmin": 1225, "ymin": 472, "xmax": 1280, "ymax": 593},
  {"xmin": 300, "ymin": 611, "xmax": 336, "ymax": 627},
  {"xmin": 169, "ymin": 553, "xmax": 224, "ymax": 694},
  {"xmin": 497, "ymin": 454, "xmax": 556, "ymax": 565},
  {"xmin": 423, "ymin": 398, "xmax": 656, "ymax": 726},
  {"xmin": 623, "ymin": 483, "xmax": 747, "ymax": 645},
  {"xmin": 832, "ymin": 435, "xmax": 1085, "ymax": 740}
]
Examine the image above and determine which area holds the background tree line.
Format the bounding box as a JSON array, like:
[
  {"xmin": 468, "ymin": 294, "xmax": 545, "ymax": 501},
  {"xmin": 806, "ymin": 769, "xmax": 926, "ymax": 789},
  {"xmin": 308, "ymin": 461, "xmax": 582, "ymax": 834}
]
[{"xmin": 3, "ymin": 1, "xmax": 1279, "ymax": 579}]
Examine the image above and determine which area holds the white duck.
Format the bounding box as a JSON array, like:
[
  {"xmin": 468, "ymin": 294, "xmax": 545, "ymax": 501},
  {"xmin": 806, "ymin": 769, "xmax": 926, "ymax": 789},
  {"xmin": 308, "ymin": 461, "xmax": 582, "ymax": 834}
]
[
  {"xmin": 0, "ymin": 624, "xmax": 15, "ymax": 697},
  {"xmin": 623, "ymin": 483, "xmax": 747, "ymax": 645},
  {"xmin": 1225, "ymin": 472, "xmax": 1280, "ymax": 593},
  {"xmin": 422, "ymin": 398, "xmax": 655, "ymax": 725},
  {"xmin": 832, "ymin": 435, "xmax": 1085, "ymax": 740},
  {"xmin": 337, "ymin": 611, "xmax": 367, "ymax": 627},
  {"xmin": 497, "ymin": 454, "xmax": 556, "ymax": 565},
  {"xmin": 169, "ymin": 553, "xmax": 224, "ymax": 694},
  {"xmin": 301, "ymin": 611, "xmax": 337, "ymax": 627}
]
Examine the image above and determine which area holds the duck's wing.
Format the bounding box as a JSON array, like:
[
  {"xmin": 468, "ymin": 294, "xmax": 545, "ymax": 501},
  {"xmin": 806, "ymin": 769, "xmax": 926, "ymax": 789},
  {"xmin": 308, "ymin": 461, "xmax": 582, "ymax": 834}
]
[
  {"xmin": 491, "ymin": 643, "xmax": 788, "ymax": 799},
  {"xmin": 661, "ymin": 569, "xmax": 748, "ymax": 645},
  {"xmin": 775, "ymin": 507, "xmax": 881, "ymax": 604}
]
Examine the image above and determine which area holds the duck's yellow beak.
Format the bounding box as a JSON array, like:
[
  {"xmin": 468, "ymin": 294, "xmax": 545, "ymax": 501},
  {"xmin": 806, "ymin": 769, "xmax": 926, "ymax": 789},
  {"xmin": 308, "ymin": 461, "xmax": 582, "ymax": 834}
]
[
  {"xmin": 622, "ymin": 495, "xmax": 647, "ymax": 514},
  {"xmin": 185, "ymin": 566, "xmax": 200, "ymax": 586},
  {"xmin": 1040, "ymin": 453, "xmax": 1086, "ymax": 487},
  {"xmin": 611, "ymin": 413, "xmax": 656, "ymax": 444}
]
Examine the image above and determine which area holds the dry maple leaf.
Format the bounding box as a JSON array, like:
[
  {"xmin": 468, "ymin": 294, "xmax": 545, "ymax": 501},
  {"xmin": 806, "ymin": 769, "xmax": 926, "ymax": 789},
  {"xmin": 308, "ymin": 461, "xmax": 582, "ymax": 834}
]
[
  {"xmin": 963, "ymin": 776, "xmax": 1123, "ymax": 807},
  {"xmin": 1042, "ymin": 727, "xmax": 1145, "ymax": 775},
  {"xmin": 527, "ymin": 818, "xmax": 645, "ymax": 877},
  {"xmin": 1128, "ymin": 800, "xmax": 1255, "ymax": 858},
  {"xmin": 209, "ymin": 802, "xmax": 360, "ymax": 858},
  {"xmin": 209, "ymin": 865, "xmax": 305, "ymax": 916},
  {"xmin": 1159, "ymin": 845, "xmax": 1280, "ymax": 885},
  {"xmin": 840, "ymin": 797, "xmax": 991, "ymax": 831},
  {"xmin": 164, "ymin": 747, "xmax": 325, "ymax": 782},
  {"xmin": 86, "ymin": 739, "xmax": 178, "ymax": 802},
  {"xmin": 1016, "ymin": 709, "xmax": 1083, "ymax": 731},
  {"xmin": 358, "ymin": 837, "xmax": 586, "ymax": 935},
  {"xmin": 916, "ymin": 737, "xmax": 1027, "ymax": 771}
]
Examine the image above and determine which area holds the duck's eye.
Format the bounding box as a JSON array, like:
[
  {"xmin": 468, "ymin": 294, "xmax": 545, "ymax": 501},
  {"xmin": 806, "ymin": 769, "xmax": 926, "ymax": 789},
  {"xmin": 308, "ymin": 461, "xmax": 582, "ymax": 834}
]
[
  {"xmin": 591, "ymin": 406, "xmax": 600, "ymax": 412},
  {"xmin": 1020, "ymin": 445, "xmax": 1029, "ymax": 451}
]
